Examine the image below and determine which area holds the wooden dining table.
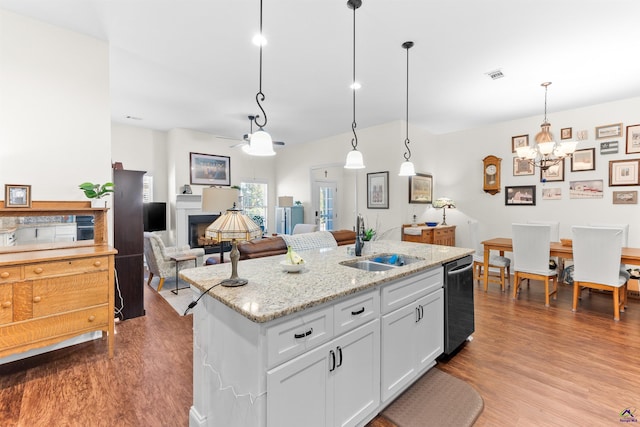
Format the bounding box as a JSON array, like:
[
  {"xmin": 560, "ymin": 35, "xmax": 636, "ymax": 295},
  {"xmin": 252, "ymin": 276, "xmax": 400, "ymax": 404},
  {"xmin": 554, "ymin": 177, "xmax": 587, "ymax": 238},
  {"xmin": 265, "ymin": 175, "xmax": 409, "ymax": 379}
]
[{"xmin": 481, "ymin": 237, "xmax": 640, "ymax": 288}]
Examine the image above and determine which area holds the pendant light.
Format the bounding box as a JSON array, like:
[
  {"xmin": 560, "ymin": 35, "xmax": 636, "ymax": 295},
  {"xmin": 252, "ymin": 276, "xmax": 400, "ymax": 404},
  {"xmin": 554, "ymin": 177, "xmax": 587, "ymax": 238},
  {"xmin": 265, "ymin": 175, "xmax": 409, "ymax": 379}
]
[
  {"xmin": 344, "ymin": 0, "xmax": 365, "ymax": 169},
  {"xmin": 245, "ymin": 0, "xmax": 276, "ymax": 157},
  {"xmin": 398, "ymin": 41, "xmax": 416, "ymax": 176}
]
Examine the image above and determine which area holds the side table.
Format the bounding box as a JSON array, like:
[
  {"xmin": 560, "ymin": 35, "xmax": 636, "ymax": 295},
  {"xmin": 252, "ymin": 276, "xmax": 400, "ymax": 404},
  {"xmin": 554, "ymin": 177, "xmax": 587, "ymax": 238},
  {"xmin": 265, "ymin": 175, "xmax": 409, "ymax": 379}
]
[{"xmin": 170, "ymin": 254, "xmax": 198, "ymax": 295}]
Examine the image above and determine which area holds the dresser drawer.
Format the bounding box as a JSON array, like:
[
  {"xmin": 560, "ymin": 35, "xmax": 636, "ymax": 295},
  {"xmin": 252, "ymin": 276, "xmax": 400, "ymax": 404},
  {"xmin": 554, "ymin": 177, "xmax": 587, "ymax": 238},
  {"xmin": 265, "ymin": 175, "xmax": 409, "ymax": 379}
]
[
  {"xmin": 266, "ymin": 306, "xmax": 333, "ymax": 369},
  {"xmin": 24, "ymin": 256, "xmax": 109, "ymax": 279},
  {"xmin": 0, "ymin": 266, "xmax": 21, "ymax": 284},
  {"xmin": 0, "ymin": 283, "xmax": 12, "ymax": 325},
  {"xmin": 32, "ymin": 271, "xmax": 109, "ymax": 318},
  {"xmin": 381, "ymin": 267, "xmax": 443, "ymax": 315},
  {"xmin": 334, "ymin": 289, "xmax": 379, "ymax": 336}
]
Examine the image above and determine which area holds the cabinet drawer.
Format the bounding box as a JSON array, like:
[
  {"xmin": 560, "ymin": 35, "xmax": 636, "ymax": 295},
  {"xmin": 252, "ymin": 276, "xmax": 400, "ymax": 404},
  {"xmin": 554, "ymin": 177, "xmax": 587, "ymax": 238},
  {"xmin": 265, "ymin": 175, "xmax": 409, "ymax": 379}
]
[
  {"xmin": 267, "ymin": 306, "xmax": 333, "ymax": 369},
  {"xmin": 0, "ymin": 305, "xmax": 109, "ymax": 357},
  {"xmin": 24, "ymin": 256, "xmax": 109, "ymax": 279},
  {"xmin": 32, "ymin": 271, "xmax": 109, "ymax": 317},
  {"xmin": 0, "ymin": 283, "xmax": 12, "ymax": 325},
  {"xmin": 334, "ymin": 289, "xmax": 379, "ymax": 336},
  {"xmin": 381, "ymin": 267, "xmax": 443, "ymax": 315},
  {"xmin": 0, "ymin": 266, "xmax": 21, "ymax": 284}
]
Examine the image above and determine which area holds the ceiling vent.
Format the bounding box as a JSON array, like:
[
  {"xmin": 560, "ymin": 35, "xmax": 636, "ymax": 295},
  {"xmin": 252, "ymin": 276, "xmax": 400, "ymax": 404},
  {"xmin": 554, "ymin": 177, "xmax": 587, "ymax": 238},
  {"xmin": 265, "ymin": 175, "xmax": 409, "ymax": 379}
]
[{"xmin": 485, "ymin": 69, "xmax": 504, "ymax": 80}]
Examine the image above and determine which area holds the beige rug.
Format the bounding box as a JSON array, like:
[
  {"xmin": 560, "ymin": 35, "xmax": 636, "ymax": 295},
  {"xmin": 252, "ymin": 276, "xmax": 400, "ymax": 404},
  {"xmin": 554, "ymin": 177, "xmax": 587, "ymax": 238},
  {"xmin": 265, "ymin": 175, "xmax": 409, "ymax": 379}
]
[
  {"xmin": 382, "ymin": 368, "xmax": 483, "ymax": 427},
  {"xmin": 147, "ymin": 275, "xmax": 194, "ymax": 316}
]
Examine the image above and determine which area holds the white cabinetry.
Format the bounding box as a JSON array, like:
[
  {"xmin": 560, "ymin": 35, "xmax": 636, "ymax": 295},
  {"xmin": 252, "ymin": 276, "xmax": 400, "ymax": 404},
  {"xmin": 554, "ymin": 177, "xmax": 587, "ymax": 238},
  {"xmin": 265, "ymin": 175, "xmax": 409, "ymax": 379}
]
[
  {"xmin": 15, "ymin": 224, "xmax": 77, "ymax": 245},
  {"xmin": 0, "ymin": 229, "xmax": 16, "ymax": 247}
]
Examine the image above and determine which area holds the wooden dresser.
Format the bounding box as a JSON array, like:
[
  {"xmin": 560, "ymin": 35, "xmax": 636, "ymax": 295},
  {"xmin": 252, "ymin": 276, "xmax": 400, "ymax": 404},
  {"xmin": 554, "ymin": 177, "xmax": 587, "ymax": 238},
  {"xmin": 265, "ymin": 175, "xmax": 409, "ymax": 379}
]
[
  {"xmin": 0, "ymin": 201, "xmax": 117, "ymax": 359},
  {"xmin": 401, "ymin": 224, "xmax": 456, "ymax": 246}
]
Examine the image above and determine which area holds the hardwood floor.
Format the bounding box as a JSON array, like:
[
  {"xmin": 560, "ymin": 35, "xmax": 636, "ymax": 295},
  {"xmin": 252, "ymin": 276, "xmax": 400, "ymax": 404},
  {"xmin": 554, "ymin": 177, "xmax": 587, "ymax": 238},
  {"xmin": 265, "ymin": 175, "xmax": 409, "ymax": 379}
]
[{"xmin": 2, "ymin": 279, "xmax": 640, "ymax": 426}]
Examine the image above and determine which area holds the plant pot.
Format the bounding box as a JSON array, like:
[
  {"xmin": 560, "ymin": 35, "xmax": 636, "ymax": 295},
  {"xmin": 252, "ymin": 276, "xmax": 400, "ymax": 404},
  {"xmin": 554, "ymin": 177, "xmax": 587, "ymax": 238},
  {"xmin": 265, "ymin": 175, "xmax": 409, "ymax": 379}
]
[{"xmin": 91, "ymin": 198, "xmax": 110, "ymax": 209}]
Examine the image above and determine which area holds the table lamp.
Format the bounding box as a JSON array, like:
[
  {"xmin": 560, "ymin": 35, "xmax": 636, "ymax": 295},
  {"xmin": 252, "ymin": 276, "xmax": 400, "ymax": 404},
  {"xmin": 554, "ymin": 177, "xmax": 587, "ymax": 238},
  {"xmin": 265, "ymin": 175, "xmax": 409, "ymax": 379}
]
[
  {"xmin": 433, "ymin": 197, "xmax": 456, "ymax": 226},
  {"xmin": 205, "ymin": 207, "xmax": 262, "ymax": 286}
]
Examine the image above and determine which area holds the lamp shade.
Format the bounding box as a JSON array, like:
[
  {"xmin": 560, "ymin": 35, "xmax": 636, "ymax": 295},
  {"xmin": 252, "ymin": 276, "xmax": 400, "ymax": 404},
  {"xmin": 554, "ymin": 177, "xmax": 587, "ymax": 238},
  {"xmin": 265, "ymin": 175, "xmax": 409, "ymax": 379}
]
[
  {"xmin": 278, "ymin": 196, "xmax": 294, "ymax": 207},
  {"xmin": 205, "ymin": 210, "xmax": 262, "ymax": 243},
  {"xmin": 398, "ymin": 160, "xmax": 416, "ymax": 176},
  {"xmin": 202, "ymin": 187, "xmax": 239, "ymax": 213},
  {"xmin": 344, "ymin": 149, "xmax": 365, "ymax": 169},
  {"xmin": 433, "ymin": 197, "xmax": 456, "ymax": 209},
  {"xmin": 244, "ymin": 128, "xmax": 276, "ymax": 156}
]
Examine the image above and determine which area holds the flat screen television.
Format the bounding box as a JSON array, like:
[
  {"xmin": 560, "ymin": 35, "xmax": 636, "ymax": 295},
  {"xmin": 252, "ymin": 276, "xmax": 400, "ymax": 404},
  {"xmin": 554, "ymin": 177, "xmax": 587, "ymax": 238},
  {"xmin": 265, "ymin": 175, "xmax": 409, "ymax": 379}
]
[{"xmin": 143, "ymin": 202, "xmax": 167, "ymax": 232}]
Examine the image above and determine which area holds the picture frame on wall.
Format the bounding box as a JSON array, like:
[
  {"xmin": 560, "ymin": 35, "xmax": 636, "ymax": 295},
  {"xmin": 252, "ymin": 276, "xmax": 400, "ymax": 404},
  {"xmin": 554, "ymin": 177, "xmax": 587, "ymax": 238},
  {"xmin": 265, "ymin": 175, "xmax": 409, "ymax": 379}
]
[
  {"xmin": 540, "ymin": 158, "xmax": 564, "ymax": 182},
  {"xmin": 4, "ymin": 184, "xmax": 31, "ymax": 208},
  {"xmin": 189, "ymin": 152, "xmax": 231, "ymax": 186},
  {"xmin": 609, "ymin": 159, "xmax": 640, "ymax": 186},
  {"xmin": 595, "ymin": 123, "xmax": 623, "ymax": 140},
  {"xmin": 513, "ymin": 157, "xmax": 534, "ymax": 176},
  {"xmin": 570, "ymin": 148, "xmax": 596, "ymax": 172},
  {"xmin": 408, "ymin": 173, "xmax": 433, "ymax": 204},
  {"xmin": 561, "ymin": 127, "xmax": 572, "ymax": 140},
  {"xmin": 542, "ymin": 187, "xmax": 562, "ymax": 200},
  {"xmin": 570, "ymin": 180, "xmax": 604, "ymax": 199},
  {"xmin": 626, "ymin": 124, "xmax": 640, "ymax": 154},
  {"xmin": 511, "ymin": 135, "xmax": 529, "ymax": 153},
  {"xmin": 613, "ymin": 190, "xmax": 637, "ymax": 205},
  {"xmin": 367, "ymin": 171, "xmax": 389, "ymax": 209},
  {"xmin": 505, "ymin": 185, "xmax": 536, "ymax": 206}
]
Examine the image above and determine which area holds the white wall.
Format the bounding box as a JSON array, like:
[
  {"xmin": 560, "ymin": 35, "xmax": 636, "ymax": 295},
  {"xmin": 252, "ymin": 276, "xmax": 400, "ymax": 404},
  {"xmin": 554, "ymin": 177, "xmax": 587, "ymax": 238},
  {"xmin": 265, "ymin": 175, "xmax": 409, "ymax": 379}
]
[{"xmin": 0, "ymin": 10, "xmax": 111, "ymax": 200}]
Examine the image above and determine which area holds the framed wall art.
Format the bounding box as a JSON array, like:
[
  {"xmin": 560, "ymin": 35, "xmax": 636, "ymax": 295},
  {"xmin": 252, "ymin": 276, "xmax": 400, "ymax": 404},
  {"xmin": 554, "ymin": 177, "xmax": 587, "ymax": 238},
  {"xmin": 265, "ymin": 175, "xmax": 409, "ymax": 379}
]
[
  {"xmin": 540, "ymin": 159, "xmax": 564, "ymax": 182},
  {"xmin": 189, "ymin": 152, "xmax": 231, "ymax": 186},
  {"xmin": 367, "ymin": 171, "xmax": 389, "ymax": 209},
  {"xmin": 626, "ymin": 124, "xmax": 640, "ymax": 154},
  {"xmin": 505, "ymin": 185, "xmax": 536, "ymax": 206},
  {"xmin": 570, "ymin": 180, "xmax": 603, "ymax": 199},
  {"xmin": 4, "ymin": 184, "xmax": 31, "ymax": 208},
  {"xmin": 408, "ymin": 173, "xmax": 433, "ymax": 204},
  {"xmin": 609, "ymin": 159, "xmax": 640, "ymax": 186},
  {"xmin": 511, "ymin": 135, "xmax": 529, "ymax": 153},
  {"xmin": 542, "ymin": 187, "xmax": 562, "ymax": 200},
  {"xmin": 595, "ymin": 123, "xmax": 623, "ymax": 140},
  {"xmin": 570, "ymin": 148, "xmax": 596, "ymax": 172},
  {"xmin": 600, "ymin": 141, "xmax": 619, "ymax": 155},
  {"xmin": 513, "ymin": 157, "xmax": 534, "ymax": 176},
  {"xmin": 561, "ymin": 127, "xmax": 572, "ymax": 140},
  {"xmin": 613, "ymin": 190, "xmax": 637, "ymax": 205}
]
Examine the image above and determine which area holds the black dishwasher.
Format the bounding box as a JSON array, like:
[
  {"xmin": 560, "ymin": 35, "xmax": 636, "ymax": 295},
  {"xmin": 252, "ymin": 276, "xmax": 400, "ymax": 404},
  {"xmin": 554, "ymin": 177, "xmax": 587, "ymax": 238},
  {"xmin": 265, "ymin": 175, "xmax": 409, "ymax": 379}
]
[{"xmin": 442, "ymin": 255, "xmax": 474, "ymax": 356}]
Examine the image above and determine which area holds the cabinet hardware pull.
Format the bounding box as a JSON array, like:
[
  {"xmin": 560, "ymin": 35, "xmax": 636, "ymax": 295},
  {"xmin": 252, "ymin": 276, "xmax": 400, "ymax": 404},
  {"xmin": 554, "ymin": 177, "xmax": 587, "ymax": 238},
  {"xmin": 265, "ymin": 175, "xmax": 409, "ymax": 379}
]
[
  {"xmin": 415, "ymin": 307, "xmax": 420, "ymax": 322},
  {"xmin": 93, "ymin": 261, "xmax": 102, "ymax": 267},
  {"xmin": 351, "ymin": 307, "xmax": 365, "ymax": 316},
  {"xmin": 88, "ymin": 315, "xmax": 96, "ymax": 322},
  {"xmin": 0, "ymin": 272, "xmax": 9, "ymax": 279},
  {"xmin": 294, "ymin": 328, "xmax": 313, "ymax": 339},
  {"xmin": 329, "ymin": 350, "xmax": 336, "ymax": 372},
  {"xmin": 336, "ymin": 346, "xmax": 343, "ymax": 368},
  {"xmin": 2, "ymin": 301, "xmax": 11, "ymax": 308},
  {"xmin": 33, "ymin": 296, "xmax": 41, "ymax": 303},
  {"xmin": 34, "ymin": 267, "xmax": 44, "ymax": 274},
  {"xmin": 419, "ymin": 305, "xmax": 424, "ymax": 321}
]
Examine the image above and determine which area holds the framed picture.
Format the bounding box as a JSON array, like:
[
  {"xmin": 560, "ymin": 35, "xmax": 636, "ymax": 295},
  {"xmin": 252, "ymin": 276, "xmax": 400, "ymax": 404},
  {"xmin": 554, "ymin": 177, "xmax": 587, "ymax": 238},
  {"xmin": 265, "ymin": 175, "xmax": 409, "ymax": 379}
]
[
  {"xmin": 542, "ymin": 187, "xmax": 562, "ymax": 200},
  {"xmin": 609, "ymin": 159, "xmax": 640, "ymax": 186},
  {"xmin": 189, "ymin": 152, "xmax": 231, "ymax": 186},
  {"xmin": 600, "ymin": 141, "xmax": 619, "ymax": 155},
  {"xmin": 613, "ymin": 190, "xmax": 638, "ymax": 205},
  {"xmin": 561, "ymin": 127, "xmax": 572, "ymax": 140},
  {"xmin": 540, "ymin": 158, "xmax": 564, "ymax": 182},
  {"xmin": 595, "ymin": 123, "xmax": 623, "ymax": 140},
  {"xmin": 570, "ymin": 180, "xmax": 603, "ymax": 199},
  {"xmin": 570, "ymin": 148, "xmax": 596, "ymax": 172},
  {"xmin": 576, "ymin": 130, "xmax": 588, "ymax": 141},
  {"xmin": 626, "ymin": 124, "xmax": 640, "ymax": 154},
  {"xmin": 513, "ymin": 157, "xmax": 534, "ymax": 176},
  {"xmin": 408, "ymin": 173, "xmax": 433, "ymax": 204},
  {"xmin": 511, "ymin": 135, "xmax": 529, "ymax": 153},
  {"xmin": 505, "ymin": 185, "xmax": 536, "ymax": 206},
  {"xmin": 367, "ymin": 171, "xmax": 389, "ymax": 209},
  {"xmin": 4, "ymin": 184, "xmax": 31, "ymax": 208}
]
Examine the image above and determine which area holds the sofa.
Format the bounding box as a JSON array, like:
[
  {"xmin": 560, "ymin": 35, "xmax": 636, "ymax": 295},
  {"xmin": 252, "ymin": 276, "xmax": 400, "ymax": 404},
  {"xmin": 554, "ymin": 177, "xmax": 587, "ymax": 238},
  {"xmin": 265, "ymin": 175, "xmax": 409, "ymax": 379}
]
[
  {"xmin": 144, "ymin": 232, "xmax": 205, "ymax": 291},
  {"xmin": 238, "ymin": 229, "xmax": 356, "ymax": 260}
]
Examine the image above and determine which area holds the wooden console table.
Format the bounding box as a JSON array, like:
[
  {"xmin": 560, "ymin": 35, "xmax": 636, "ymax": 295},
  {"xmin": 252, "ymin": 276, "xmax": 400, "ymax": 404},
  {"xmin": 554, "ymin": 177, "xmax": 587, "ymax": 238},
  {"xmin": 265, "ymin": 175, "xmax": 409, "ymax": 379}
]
[{"xmin": 401, "ymin": 224, "xmax": 456, "ymax": 246}]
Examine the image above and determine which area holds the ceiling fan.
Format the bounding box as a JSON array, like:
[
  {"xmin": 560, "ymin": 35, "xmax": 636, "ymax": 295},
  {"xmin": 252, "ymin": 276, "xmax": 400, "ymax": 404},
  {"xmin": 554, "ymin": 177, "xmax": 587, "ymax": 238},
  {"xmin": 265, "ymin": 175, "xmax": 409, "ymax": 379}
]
[{"xmin": 222, "ymin": 115, "xmax": 285, "ymax": 148}]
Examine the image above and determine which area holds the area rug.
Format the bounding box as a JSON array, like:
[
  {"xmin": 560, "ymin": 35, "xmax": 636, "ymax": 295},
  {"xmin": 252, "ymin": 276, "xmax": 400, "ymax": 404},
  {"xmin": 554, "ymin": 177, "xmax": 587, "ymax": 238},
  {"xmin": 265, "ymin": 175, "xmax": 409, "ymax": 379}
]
[
  {"xmin": 147, "ymin": 276, "xmax": 194, "ymax": 316},
  {"xmin": 381, "ymin": 368, "xmax": 483, "ymax": 427}
]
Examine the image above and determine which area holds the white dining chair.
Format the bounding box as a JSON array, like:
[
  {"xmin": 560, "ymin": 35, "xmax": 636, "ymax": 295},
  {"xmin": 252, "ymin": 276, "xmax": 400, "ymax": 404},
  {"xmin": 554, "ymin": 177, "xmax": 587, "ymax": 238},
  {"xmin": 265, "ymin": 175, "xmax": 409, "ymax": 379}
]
[
  {"xmin": 527, "ymin": 220, "xmax": 560, "ymax": 242},
  {"xmin": 571, "ymin": 226, "xmax": 628, "ymax": 321},
  {"xmin": 587, "ymin": 223, "xmax": 630, "ymax": 281},
  {"xmin": 512, "ymin": 223, "xmax": 558, "ymax": 306},
  {"xmin": 468, "ymin": 220, "xmax": 510, "ymax": 292}
]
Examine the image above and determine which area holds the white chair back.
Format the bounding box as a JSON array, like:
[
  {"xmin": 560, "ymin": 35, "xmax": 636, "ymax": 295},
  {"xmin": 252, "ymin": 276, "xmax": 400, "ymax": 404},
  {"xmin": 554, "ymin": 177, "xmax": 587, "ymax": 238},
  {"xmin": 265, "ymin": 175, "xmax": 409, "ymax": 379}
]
[
  {"xmin": 512, "ymin": 223, "xmax": 552, "ymax": 275},
  {"xmin": 292, "ymin": 223, "xmax": 318, "ymax": 234},
  {"xmin": 527, "ymin": 220, "xmax": 560, "ymax": 242},
  {"xmin": 587, "ymin": 223, "xmax": 629, "ymax": 247},
  {"xmin": 572, "ymin": 226, "xmax": 624, "ymax": 287}
]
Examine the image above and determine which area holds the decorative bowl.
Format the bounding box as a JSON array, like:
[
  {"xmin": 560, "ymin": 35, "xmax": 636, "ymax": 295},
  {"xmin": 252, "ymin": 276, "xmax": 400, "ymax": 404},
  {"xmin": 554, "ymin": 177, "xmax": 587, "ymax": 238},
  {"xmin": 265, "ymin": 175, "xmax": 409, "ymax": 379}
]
[
  {"xmin": 560, "ymin": 238, "xmax": 572, "ymax": 247},
  {"xmin": 425, "ymin": 222, "xmax": 438, "ymax": 227},
  {"xmin": 280, "ymin": 260, "xmax": 305, "ymax": 273}
]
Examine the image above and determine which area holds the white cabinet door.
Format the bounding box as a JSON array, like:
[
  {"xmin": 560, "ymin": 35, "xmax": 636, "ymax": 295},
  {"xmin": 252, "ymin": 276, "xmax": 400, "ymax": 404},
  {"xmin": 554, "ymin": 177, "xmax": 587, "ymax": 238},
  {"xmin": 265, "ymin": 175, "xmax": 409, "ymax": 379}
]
[
  {"xmin": 415, "ymin": 289, "xmax": 444, "ymax": 372},
  {"xmin": 333, "ymin": 319, "xmax": 380, "ymax": 427},
  {"xmin": 16, "ymin": 226, "xmax": 55, "ymax": 245}
]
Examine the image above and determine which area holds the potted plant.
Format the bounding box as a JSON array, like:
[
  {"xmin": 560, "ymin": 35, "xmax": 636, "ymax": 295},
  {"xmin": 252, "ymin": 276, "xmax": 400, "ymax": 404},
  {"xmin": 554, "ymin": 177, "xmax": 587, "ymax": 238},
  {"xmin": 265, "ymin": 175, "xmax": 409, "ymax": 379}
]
[
  {"xmin": 249, "ymin": 214, "xmax": 265, "ymax": 233},
  {"xmin": 79, "ymin": 182, "xmax": 115, "ymax": 208}
]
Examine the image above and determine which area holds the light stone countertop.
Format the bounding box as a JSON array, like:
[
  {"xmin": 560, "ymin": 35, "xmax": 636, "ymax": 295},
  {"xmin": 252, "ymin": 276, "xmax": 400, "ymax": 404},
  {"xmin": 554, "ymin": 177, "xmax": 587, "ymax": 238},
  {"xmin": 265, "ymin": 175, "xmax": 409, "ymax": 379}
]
[{"xmin": 180, "ymin": 240, "xmax": 474, "ymax": 323}]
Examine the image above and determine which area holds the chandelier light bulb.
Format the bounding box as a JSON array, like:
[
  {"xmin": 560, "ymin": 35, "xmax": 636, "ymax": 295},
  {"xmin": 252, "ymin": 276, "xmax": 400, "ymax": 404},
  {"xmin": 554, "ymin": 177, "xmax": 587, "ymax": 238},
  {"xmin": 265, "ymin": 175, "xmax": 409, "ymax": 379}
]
[{"xmin": 252, "ymin": 34, "xmax": 267, "ymax": 46}]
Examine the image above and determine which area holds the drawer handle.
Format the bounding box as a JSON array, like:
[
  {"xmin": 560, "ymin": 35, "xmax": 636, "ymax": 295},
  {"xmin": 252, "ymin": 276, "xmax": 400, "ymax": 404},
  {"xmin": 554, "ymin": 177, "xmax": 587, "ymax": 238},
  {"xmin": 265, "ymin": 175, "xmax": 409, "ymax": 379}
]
[
  {"xmin": 33, "ymin": 296, "xmax": 41, "ymax": 303},
  {"xmin": 329, "ymin": 350, "xmax": 336, "ymax": 372},
  {"xmin": 294, "ymin": 328, "xmax": 313, "ymax": 339},
  {"xmin": 336, "ymin": 346, "xmax": 343, "ymax": 368},
  {"xmin": 0, "ymin": 272, "xmax": 9, "ymax": 279},
  {"xmin": 33, "ymin": 267, "xmax": 44, "ymax": 275},
  {"xmin": 2, "ymin": 301, "xmax": 11, "ymax": 308},
  {"xmin": 351, "ymin": 307, "xmax": 365, "ymax": 316},
  {"xmin": 88, "ymin": 315, "xmax": 96, "ymax": 322},
  {"xmin": 93, "ymin": 261, "xmax": 102, "ymax": 267}
]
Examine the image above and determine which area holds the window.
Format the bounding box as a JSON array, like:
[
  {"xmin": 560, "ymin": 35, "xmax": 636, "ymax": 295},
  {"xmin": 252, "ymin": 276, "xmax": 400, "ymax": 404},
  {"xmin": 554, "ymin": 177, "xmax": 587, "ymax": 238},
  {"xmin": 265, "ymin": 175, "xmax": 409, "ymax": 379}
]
[{"xmin": 241, "ymin": 181, "xmax": 268, "ymax": 232}]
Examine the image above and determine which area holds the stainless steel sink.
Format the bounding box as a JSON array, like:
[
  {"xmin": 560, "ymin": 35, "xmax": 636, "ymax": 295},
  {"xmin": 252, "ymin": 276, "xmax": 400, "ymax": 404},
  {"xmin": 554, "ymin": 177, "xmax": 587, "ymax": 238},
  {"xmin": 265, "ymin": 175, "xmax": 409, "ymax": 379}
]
[
  {"xmin": 340, "ymin": 254, "xmax": 425, "ymax": 272},
  {"xmin": 342, "ymin": 260, "xmax": 397, "ymax": 272}
]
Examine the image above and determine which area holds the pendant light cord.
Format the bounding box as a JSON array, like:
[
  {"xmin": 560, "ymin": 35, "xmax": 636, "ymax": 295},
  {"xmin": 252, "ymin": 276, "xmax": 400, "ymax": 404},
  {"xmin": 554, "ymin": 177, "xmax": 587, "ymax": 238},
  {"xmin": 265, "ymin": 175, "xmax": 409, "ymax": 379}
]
[
  {"xmin": 254, "ymin": 0, "xmax": 267, "ymax": 129},
  {"xmin": 403, "ymin": 42, "xmax": 412, "ymax": 161},
  {"xmin": 350, "ymin": 3, "xmax": 358, "ymax": 150}
]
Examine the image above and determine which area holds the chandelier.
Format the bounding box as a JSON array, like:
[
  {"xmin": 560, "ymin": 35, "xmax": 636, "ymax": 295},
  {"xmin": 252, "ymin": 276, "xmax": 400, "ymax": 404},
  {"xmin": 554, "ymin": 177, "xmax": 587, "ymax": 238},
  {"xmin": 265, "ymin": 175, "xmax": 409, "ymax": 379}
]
[{"xmin": 516, "ymin": 82, "xmax": 577, "ymax": 171}]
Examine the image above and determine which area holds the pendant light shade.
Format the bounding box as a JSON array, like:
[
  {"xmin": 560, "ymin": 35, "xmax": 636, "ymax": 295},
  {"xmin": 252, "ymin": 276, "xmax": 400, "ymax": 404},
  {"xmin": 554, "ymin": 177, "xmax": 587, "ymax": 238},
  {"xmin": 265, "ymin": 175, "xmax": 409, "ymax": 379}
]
[
  {"xmin": 398, "ymin": 40, "xmax": 416, "ymax": 177},
  {"xmin": 345, "ymin": 149, "xmax": 365, "ymax": 169},
  {"xmin": 344, "ymin": 0, "xmax": 365, "ymax": 170},
  {"xmin": 244, "ymin": 128, "xmax": 275, "ymax": 156}
]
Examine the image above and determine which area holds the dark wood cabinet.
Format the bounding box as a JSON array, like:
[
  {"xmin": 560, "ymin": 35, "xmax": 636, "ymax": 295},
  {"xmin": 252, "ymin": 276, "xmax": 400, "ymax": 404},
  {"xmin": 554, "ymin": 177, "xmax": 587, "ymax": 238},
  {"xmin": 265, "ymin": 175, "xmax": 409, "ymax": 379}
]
[{"xmin": 113, "ymin": 169, "xmax": 146, "ymax": 320}]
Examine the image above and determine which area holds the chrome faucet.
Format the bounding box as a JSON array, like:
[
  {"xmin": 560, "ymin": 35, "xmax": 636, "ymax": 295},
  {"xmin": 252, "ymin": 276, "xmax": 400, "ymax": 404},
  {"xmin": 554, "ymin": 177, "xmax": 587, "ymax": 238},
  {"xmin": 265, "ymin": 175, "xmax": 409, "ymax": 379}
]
[{"xmin": 355, "ymin": 214, "xmax": 365, "ymax": 256}]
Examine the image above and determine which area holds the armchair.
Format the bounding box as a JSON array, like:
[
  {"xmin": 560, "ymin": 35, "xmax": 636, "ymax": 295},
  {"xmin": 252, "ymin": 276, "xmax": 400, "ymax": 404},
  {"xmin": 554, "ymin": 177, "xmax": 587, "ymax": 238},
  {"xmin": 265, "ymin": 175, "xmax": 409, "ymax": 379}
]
[{"xmin": 144, "ymin": 232, "xmax": 205, "ymax": 291}]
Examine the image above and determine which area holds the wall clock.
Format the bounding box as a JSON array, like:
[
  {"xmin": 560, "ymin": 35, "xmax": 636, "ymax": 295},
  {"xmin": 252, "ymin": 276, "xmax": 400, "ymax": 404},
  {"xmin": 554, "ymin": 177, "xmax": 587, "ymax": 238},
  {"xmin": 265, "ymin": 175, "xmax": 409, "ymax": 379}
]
[{"xmin": 482, "ymin": 155, "xmax": 501, "ymax": 195}]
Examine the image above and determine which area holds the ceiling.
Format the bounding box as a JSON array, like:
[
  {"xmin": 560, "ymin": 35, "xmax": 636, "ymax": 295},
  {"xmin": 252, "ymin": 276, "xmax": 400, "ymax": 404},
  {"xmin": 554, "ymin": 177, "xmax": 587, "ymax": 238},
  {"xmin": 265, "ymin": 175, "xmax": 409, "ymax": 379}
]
[{"xmin": 2, "ymin": 0, "xmax": 640, "ymax": 146}]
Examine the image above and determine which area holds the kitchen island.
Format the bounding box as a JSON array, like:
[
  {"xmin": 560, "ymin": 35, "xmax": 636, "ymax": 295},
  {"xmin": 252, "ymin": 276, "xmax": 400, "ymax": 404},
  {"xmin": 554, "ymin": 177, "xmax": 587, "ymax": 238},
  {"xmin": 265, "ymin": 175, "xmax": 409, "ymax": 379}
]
[{"xmin": 180, "ymin": 240, "xmax": 473, "ymax": 427}]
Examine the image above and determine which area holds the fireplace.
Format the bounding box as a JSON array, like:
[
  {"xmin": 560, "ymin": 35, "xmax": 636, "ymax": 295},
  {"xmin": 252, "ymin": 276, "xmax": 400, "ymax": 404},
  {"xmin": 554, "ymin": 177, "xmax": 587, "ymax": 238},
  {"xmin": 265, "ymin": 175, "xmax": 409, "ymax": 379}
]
[{"xmin": 188, "ymin": 214, "xmax": 231, "ymax": 256}]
